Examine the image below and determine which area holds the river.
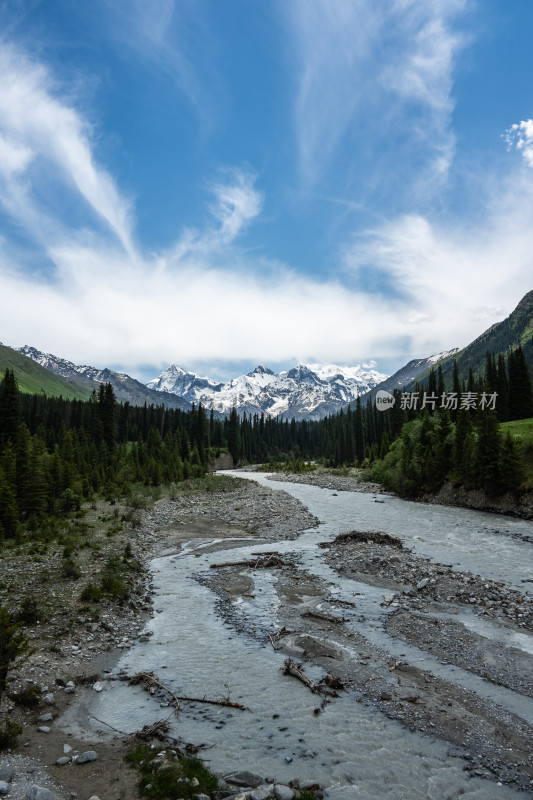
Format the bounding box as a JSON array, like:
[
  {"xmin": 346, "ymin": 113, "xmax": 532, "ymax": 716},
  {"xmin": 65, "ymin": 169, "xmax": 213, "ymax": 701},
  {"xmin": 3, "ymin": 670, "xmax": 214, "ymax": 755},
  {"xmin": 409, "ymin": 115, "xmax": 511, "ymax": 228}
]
[{"xmin": 83, "ymin": 472, "xmax": 533, "ymax": 799}]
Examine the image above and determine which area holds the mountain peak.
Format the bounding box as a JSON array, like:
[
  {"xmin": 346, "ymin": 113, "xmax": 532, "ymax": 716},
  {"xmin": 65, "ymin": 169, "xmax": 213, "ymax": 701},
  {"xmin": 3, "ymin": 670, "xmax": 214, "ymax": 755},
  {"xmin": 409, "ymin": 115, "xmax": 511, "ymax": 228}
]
[{"xmin": 248, "ymin": 364, "xmax": 274, "ymax": 376}]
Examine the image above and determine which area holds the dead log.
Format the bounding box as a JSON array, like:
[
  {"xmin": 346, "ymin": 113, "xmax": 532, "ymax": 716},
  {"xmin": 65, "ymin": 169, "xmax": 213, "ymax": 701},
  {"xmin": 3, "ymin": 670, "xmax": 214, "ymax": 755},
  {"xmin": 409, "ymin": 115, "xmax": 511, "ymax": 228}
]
[
  {"xmin": 128, "ymin": 671, "xmax": 248, "ymax": 710},
  {"xmin": 210, "ymin": 555, "xmax": 288, "ymax": 570},
  {"xmin": 301, "ymin": 610, "xmax": 344, "ymax": 624},
  {"xmin": 281, "ymin": 658, "xmax": 319, "ymax": 693},
  {"xmin": 128, "ymin": 672, "xmax": 180, "ymax": 713}
]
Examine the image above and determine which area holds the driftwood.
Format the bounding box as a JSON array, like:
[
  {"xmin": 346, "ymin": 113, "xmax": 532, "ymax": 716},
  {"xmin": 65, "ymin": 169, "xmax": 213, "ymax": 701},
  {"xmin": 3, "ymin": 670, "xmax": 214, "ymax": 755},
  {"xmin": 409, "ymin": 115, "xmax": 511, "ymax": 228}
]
[
  {"xmin": 281, "ymin": 659, "xmax": 345, "ymax": 701},
  {"xmin": 89, "ymin": 713, "xmax": 127, "ymax": 734},
  {"xmin": 268, "ymin": 626, "xmax": 291, "ymax": 649},
  {"xmin": 129, "ymin": 672, "xmax": 180, "ymax": 713},
  {"xmin": 281, "ymin": 658, "xmax": 319, "ymax": 693},
  {"xmin": 210, "ymin": 554, "xmax": 288, "ymax": 570},
  {"xmin": 128, "ymin": 671, "xmax": 248, "ymax": 711},
  {"xmin": 301, "ymin": 610, "xmax": 344, "ymax": 624},
  {"xmin": 132, "ymin": 715, "xmax": 172, "ymax": 741}
]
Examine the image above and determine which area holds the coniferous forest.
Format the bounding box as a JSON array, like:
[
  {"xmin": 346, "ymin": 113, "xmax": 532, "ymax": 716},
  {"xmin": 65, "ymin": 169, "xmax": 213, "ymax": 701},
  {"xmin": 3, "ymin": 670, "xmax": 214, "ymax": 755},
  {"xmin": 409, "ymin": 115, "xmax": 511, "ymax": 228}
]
[{"xmin": 0, "ymin": 344, "xmax": 532, "ymax": 541}]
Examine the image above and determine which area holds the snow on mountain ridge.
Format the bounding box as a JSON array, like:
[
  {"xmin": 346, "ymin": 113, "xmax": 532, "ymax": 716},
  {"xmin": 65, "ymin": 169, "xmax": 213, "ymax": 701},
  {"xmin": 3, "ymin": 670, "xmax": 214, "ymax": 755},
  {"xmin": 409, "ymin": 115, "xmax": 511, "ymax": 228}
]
[{"xmin": 148, "ymin": 360, "xmax": 388, "ymax": 419}]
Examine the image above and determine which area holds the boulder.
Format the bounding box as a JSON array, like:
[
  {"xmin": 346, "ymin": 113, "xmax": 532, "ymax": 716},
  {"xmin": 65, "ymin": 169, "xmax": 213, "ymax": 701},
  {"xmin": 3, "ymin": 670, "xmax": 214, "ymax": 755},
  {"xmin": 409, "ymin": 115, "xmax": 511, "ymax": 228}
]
[
  {"xmin": 225, "ymin": 771, "xmax": 264, "ymax": 789},
  {"xmin": 75, "ymin": 751, "xmax": 98, "ymax": 764},
  {"xmin": 26, "ymin": 788, "xmax": 56, "ymax": 800}
]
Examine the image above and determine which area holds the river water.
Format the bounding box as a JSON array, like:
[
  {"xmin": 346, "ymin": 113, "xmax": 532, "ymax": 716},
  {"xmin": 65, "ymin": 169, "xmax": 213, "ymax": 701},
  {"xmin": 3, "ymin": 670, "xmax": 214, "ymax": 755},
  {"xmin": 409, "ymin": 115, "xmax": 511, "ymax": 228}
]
[{"xmin": 86, "ymin": 473, "xmax": 533, "ymax": 799}]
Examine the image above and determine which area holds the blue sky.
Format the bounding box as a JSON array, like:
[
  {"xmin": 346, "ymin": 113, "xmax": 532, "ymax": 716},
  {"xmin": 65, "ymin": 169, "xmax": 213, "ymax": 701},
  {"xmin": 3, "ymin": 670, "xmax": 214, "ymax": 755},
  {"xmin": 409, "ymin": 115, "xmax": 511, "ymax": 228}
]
[{"xmin": 1, "ymin": 0, "xmax": 533, "ymax": 383}]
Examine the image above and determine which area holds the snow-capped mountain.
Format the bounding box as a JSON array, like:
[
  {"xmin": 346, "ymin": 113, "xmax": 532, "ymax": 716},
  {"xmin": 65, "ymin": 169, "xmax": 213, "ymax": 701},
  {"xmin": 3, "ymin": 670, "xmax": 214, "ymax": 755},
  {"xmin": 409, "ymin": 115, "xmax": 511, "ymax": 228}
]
[
  {"xmin": 358, "ymin": 349, "xmax": 460, "ymax": 402},
  {"xmin": 147, "ymin": 361, "xmax": 388, "ymax": 420},
  {"xmin": 15, "ymin": 346, "xmax": 191, "ymax": 411}
]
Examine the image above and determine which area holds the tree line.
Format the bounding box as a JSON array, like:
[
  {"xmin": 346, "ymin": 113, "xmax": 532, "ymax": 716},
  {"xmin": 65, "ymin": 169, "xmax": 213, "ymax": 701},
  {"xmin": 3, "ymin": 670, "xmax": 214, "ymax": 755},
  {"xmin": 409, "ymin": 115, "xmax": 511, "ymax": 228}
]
[{"xmin": 1, "ymin": 343, "xmax": 531, "ymax": 540}]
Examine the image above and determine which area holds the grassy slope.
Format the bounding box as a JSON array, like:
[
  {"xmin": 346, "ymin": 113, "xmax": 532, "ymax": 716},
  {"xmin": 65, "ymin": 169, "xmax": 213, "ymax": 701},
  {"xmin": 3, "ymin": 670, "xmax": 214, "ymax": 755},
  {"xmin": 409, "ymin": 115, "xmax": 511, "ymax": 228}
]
[
  {"xmin": 501, "ymin": 417, "xmax": 533, "ymax": 488},
  {"xmin": 0, "ymin": 343, "xmax": 93, "ymax": 400}
]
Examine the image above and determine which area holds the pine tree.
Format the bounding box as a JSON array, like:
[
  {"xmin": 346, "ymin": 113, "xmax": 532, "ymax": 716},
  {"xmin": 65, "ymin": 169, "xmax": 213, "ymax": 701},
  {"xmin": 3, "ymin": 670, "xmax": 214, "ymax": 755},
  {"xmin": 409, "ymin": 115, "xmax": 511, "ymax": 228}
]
[
  {"xmin": 0, "ymin": 369, "xmax": 21, "ymax": 447},
  {"xmin": 228, "ymin": 407, "xmax": 241, "ymax": 466},
  {"xmin": 508, "ymin": 346, "xmax": 533, "ymax": 420}
]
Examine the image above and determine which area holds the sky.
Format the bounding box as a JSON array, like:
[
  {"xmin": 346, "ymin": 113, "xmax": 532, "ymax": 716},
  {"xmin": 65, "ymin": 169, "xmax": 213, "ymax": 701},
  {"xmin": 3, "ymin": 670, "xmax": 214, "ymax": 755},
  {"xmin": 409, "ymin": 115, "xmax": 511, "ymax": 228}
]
[{"xmin": 0, "ymin": 0, "xmax": 532, "ymax": 383}]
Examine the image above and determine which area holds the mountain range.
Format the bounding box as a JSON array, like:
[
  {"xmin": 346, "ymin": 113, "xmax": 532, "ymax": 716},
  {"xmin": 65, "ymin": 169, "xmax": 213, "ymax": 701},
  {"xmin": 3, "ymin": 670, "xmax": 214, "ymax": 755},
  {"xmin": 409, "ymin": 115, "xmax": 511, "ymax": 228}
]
[
  {"xmin": 147, "ymin": 361, "xmax": 388, "ymax": 420},
  {"xmin": 3, "ymin": 290, "xmax": 531, "ymax": 419}
]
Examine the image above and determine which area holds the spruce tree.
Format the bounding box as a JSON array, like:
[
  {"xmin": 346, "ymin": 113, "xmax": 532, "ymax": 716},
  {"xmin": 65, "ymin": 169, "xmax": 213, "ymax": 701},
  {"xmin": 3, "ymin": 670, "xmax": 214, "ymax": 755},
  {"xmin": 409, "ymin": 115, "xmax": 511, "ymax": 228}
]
[{"xmin": 0, "ymin": 369, "xmax": 21, "ymax": 447}]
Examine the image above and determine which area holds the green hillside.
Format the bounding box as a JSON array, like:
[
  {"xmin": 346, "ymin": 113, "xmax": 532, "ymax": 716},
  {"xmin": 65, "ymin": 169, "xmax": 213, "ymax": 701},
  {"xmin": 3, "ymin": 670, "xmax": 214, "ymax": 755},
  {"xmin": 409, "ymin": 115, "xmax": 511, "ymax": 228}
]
[
  {"xmin": 0, "ymin": 344, "xmax": 92, "ymax": 400},
  {"xmin": 411, "ymin": 290, "xmax": 533, "ymax": 390}
]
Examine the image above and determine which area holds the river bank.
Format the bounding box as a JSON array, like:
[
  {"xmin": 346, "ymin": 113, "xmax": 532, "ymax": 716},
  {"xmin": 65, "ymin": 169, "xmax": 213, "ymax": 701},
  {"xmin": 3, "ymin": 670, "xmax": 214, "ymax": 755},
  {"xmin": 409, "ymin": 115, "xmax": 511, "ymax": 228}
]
[
  {"xmin": 1, "ymin": 471, "xmax": 533, "ymax": 798},
  {"xmin": 0, "ymin": 476, "xmax": 318, "ymax": 800},
  {"xmin": 266, "ymin": 467, "xmax": 533, "ymax": 519}
]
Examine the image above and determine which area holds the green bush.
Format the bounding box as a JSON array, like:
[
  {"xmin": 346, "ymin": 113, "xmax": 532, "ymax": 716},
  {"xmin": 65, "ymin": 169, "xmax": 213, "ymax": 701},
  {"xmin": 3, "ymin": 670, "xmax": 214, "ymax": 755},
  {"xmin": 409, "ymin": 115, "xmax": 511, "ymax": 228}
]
[
  {"xmin": 124, "ymin": 745, "xmax": 219, "ymax": 799},
  {"xmin": 62, "ymin": 557, "xmax": 81, "ymax": 580},
  {"xmin": 0, "ymin": 717, "xmax": 23, "ymax": 751},
  {"xmin": 16, "ymin": 596, "xmax": 40, "ymax": 625},
  {"xmin": 80, "ymin": 582, "xmax": 103, "ymax": 603},
  {"xmin": 12, "ymin": 683, "xmax": 42, "ymax": 707}
]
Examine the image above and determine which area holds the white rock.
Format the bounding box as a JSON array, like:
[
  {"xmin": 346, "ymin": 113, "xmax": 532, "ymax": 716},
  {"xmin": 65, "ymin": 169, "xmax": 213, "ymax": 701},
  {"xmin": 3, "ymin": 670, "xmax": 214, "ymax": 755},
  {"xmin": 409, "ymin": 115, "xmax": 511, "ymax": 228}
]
[
  {"xmin": 273, "ymin": 785, "xmax": 294, "ymax": 800},
  {"xmin": 92, "ymin": 681, "xmax": 103, "ymax": 692}
]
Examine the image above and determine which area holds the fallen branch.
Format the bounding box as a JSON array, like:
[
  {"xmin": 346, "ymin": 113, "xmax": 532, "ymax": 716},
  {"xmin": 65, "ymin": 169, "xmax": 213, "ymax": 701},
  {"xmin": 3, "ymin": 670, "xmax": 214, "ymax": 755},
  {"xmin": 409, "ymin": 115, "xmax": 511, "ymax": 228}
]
[
  {"xmin": 89, "ymin": 714, "xmax": 127, "ymax": 735},
  {"xmin": 128, "ymin": 671, "xmax": 248, "ymax": 710},
  {"xmin": 281, "ymin": 658, "xmax": 318, "ymax": 693},
  {"xmin": 173, "ymin": 694, "xmax": 248, "ymax": 710},
  {"xmin": 210, "ymin": 555, "xmax": 288, "ymax": 570},
  {"xmin": 128, "ymin": 672, "xmax": 180, "ymax": 713},
  {"xmin": 301, "ymin": 610, "xmax": 344, "ymax": 624}
]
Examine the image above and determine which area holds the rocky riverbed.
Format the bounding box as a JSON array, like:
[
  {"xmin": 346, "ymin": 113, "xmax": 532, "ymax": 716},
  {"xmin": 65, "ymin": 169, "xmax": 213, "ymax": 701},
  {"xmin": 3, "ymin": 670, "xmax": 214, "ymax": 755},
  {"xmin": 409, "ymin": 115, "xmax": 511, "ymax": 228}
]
[
  {"xmin": 0, "ymin": 476, "xmax": 319, "ymax": 800},
  {"xmin": 1, "ymin": 471, "xmax": 533, "ymax": 798}
]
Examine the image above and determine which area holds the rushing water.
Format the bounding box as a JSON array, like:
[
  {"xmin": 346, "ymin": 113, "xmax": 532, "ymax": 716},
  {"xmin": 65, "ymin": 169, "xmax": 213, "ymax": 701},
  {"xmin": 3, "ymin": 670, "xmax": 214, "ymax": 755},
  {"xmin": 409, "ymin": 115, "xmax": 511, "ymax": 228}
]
[{"xmin": 82, "ymin": 473, "xmax": 533, "ymax": 799}]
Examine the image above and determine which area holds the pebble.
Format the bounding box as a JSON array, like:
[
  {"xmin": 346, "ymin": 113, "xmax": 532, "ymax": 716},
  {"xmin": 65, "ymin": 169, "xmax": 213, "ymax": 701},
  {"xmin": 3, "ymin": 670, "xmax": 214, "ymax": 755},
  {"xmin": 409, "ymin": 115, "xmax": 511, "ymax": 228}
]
[
  {"xmin": 38, "ymin": 713, "xmax": 53, "ymax": 722},
  {"xmin": 42, "ymin": 693, "xmax": 54, "ymax": 705},
  {"xmin": 37, "ymin": 726, "xmax": 51, "ymax": 734},
  {"xmin": 55, "ymin": 757, "xmax": 71, "ymax": 766}
]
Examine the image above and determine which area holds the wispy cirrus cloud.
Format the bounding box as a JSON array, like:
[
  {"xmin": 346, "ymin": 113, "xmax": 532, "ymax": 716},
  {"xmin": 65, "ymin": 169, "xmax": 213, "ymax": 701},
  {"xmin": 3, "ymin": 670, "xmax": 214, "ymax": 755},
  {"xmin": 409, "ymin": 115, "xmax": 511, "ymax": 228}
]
[
  {"xmin": 0, "ymin": 42, "xmax": 135, "ymax": 256},
  {"xmin": 101, "ymin": 0, "xmax": 217, "ymax": 125},
  {"xmin": 282, "ymin": 0, "xmax": 467, "ymax": 192}
]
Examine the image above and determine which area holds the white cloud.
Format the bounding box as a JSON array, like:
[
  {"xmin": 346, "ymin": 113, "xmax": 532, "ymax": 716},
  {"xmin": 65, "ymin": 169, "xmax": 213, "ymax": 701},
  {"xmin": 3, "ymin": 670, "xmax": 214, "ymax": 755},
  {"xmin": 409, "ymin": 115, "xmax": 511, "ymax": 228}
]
[
  {"xmin": 504, "ymin": 119, "xmax": 533, "ymax": 168},
  {"xmin": 0, "ymin": 43, "xmax": 135, "ymax": 255},
  {"xmin": 0, "ymin": 134, "xmax": 34, "ymax": 176},
  {"xmin": 283, "ymin": 0, "xmax": 466, "ymax": 190},
  {"xmin": 208, "ymin": 169, "xmax": 264, "ymax": 244}
]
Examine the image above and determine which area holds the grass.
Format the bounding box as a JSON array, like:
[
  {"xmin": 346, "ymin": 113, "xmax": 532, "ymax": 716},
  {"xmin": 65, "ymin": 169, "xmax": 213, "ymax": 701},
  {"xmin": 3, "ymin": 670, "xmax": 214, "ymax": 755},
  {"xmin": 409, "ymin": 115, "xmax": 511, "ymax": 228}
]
[
  {"xmin": 124, "ymin": 745, "xmax": 219, "ymax": 799},
  {"xmin": 501, "ymin": 417, "xmax": 533, "ymax": 488},
  {"xmin": 501, "ymin": 417, "xmax": 533, "ymax": 449}
]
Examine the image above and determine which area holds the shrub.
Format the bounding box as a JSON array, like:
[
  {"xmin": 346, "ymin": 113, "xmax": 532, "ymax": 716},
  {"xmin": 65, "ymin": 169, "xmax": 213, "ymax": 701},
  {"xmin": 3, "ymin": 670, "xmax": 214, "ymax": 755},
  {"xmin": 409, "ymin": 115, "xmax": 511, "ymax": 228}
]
[
  {"xmin": 0, "ymin": 717, "xmax": 23, "ymax": 751},
  {"xmin": 16, "ymin": 596, "xmax": 40, "ymax": 625},
  {"xmin": 80, "ymin": 582, "xmax": 103, "ymax": 603},
  {"xmin": 62, "ymin": 557, "xmax": 81, "ymax": 580},
  {"xmin": 12, "ymin": 683, "xmax": 42, "ymax": 707}
]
